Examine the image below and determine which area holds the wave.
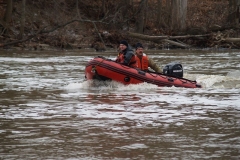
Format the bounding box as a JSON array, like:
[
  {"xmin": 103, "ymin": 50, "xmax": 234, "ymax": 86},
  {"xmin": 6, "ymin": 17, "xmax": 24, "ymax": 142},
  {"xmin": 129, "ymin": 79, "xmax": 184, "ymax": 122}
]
[
  {"xmin": 193, "ymin": 71, "xmax": 240, "ymax": 89},
  {"xmin": 64, "ymin": 71, "xmax": 240, "ymax": 91}
]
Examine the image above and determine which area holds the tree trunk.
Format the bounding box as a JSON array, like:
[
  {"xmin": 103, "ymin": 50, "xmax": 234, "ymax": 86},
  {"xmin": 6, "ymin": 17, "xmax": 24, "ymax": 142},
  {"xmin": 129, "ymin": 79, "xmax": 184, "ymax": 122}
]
[
  {"xmin": 19, "ymin": 0, "xmax": 26, "ymax": 39},
  {"xmin": 157, "ymin": 0, "xmax": 162, "ymax": 27},
  {"xmin": 76, "ymin": 0, "xmax": 81, "ymax": 18},
  {"xmin": 166, "ymin": 1, "xmax": 171, "ymax": 8},
  {"xmin": 122, "ymin": 0, "xmax": 131, "ymax": 30},
  {"xmin": 171, "ymin": 0, "xmax": 187, "ymax": 31},
  {"xmin": 3, "ymin": 0, "xmax": 13, "ymax": 34},
  {"xmin": 166, "ymin": 0, "xmax": 171, "ymax": 27},
  {"xmin": 228, "ymin": 0, "xmax": 236, "ymax": 24},
  {"xmin": 136, "ymin": 0, "xmax": 147, "ymax": 33},
  {"xmin": 144, "ymin": 0, "xmax": 148, "ymax": 32},
  {"xmin": 228, "ymin": 0, "xmax": 240, "ymax": 26},
  {"xmin": 180, "ymin": 0, "xmax": 187, "ymax": 31},
  {"xmin": 102, "ymin": 0, "xmax": 106, "ymax": 17}
]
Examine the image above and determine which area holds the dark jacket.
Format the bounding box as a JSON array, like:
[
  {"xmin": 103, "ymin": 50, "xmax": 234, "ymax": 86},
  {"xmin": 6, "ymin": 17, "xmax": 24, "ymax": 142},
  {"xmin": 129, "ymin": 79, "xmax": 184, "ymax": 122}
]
[{"xmin": 116, "ymin": 45, "xmax": 137, "ymax": 67}]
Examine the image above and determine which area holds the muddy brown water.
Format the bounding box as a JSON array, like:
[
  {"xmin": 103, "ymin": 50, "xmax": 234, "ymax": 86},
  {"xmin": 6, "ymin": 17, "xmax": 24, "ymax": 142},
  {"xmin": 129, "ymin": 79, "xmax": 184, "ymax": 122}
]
[{"xmin": 0, "ymin": 49, "xmax": 240, "ymax": 159}]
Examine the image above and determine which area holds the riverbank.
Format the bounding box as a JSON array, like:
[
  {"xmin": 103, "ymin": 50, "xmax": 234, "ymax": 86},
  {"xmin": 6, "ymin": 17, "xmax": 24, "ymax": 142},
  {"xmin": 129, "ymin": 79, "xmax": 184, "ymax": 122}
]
[{"xmin": 2, "ymin": 1, "xmax": 240, "ymax": 51}]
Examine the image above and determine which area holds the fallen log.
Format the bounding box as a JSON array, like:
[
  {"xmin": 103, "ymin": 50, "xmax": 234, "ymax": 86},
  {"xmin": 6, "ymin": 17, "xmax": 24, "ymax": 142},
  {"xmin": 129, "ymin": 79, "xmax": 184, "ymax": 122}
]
[
  {"xmin": 224, "ymin": 38, "xmax": 240, "ymax": 42},
  {"xmin": 127, "ymin": 31, "xmax": 210, "ymax": 49},
  {"xmin": 127, "ymin": 31, "xmax": 211, "ymax": 40},
  {"xmin": 163, "ymin": 39, "xmax": 190, "ymax": 48},
  {"xmin": 127, "ymin": 32, "xmax": 169, "ymax": 41}
]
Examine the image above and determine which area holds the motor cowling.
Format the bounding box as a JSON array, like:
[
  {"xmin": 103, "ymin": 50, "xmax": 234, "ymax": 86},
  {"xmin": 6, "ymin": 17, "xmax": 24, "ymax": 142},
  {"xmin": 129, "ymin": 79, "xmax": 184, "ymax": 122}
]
[{"xmin": 163, "ymin": 62, "xmax": 183, "ymax": 78}]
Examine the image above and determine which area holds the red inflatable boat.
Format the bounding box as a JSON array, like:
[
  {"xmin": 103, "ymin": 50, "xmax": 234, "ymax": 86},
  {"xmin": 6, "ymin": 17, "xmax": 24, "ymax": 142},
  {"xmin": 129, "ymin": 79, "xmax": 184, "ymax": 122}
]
[{"xmin": 85, "ymin": 56, "xmax": 202, "ymax": 88}]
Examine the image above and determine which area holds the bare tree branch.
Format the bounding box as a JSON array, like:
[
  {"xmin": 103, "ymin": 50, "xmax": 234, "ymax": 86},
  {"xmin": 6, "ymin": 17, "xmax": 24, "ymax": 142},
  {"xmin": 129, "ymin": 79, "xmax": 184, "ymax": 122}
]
[
  {"xmin": 0, "ymin": 17, "xmax": 108, "ymax": 47},
  {"xmin": 91, "ymin": 21, "xmax": 106, "ymax": 48},
  {"xmin": 0, "ymin": 27, "xmax": 46, "ymax": 47}
]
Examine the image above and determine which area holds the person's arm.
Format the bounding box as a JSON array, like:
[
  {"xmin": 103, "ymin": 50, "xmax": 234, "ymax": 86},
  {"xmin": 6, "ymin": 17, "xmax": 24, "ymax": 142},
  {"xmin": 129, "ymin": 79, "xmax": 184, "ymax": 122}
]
[
  {"xmin": 123, "ymin": 51, "xmax": 134, "ymax": 65},
  {"xmin": 148, "ymin": 58, "xmax": 162, "ymax": 73}
]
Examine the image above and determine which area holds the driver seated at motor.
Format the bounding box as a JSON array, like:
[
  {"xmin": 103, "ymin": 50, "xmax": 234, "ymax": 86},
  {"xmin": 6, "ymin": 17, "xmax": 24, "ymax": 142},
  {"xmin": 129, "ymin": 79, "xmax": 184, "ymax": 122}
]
[{"xmin": 135, "ymin": 43, "xmax": 162, "ymax": 73}]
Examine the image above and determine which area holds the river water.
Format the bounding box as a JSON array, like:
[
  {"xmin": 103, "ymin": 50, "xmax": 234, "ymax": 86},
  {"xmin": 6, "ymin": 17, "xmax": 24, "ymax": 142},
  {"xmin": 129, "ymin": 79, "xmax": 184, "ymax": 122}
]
[{"xmin": 0, "ymin": 49, "xmax": 240, "ymax": 160}]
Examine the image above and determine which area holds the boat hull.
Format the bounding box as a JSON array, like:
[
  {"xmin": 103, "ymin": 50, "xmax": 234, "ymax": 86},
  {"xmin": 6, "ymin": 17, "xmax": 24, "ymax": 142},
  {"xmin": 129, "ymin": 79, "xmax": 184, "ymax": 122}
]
[{"xmin": 85, "ymin": 57, "xmax": 202, "ymax": 88}]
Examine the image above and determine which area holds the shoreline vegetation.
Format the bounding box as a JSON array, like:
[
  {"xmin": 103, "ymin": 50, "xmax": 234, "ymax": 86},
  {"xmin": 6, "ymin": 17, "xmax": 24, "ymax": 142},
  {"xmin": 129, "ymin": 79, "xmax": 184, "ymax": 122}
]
[{"xmin": 1, "ymin": 0, "xmax": 240, "ymax": 51}]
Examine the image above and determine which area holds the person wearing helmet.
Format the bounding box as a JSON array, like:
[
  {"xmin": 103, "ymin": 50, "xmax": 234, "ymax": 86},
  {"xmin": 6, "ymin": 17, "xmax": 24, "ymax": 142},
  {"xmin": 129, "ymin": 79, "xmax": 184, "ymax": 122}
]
[
  {"xmin": 116, "ymin": 40, "xmax": 137, "ymax": 68},
  {"xmin": 135, "ymin": 42, "xmax": 162, "ymax": 73}
]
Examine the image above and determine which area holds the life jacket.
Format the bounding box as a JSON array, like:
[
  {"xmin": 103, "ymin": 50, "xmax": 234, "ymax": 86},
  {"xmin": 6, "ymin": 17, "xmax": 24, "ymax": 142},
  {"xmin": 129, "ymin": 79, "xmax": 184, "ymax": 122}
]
[
  {"xmin": 116, "ymin": 52, "xmax": 137, "ymax": 68},
  {"xmin": 136, "ymin": 54, "xmax": 149, "ymax": 71},
  {"xmin": 116, "ymin": 53, "xmax": 123, "ymax": 63}
]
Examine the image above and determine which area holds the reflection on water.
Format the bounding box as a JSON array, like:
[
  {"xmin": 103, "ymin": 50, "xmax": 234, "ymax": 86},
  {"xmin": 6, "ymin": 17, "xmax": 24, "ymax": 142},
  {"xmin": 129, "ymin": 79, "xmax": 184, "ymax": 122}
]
[{"xmin": 0, "ymin": 50, "xmax": 240, "ymax": 159}]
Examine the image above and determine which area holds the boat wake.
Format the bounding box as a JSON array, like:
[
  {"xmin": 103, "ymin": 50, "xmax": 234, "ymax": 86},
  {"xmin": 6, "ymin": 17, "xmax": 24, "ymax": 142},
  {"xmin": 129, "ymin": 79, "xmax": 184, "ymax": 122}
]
[
  {"xmin": 193, "ymin": 70, "xmax": 240, "ymax": 89},
  {"xmin": 64, "ymin": 80, "xmax": 158, "ymax": 92},
  {"xmin": 64, "ymin": 71, "xmax": 240, "ymax": 91}
]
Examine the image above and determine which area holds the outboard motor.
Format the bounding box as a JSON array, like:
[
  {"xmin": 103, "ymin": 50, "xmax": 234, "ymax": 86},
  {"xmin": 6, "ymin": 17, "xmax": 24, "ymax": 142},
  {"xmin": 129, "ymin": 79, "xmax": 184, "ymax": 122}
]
[{"xmin": 163, "ymin": 62, "xmax": 183, "ymax": 78}]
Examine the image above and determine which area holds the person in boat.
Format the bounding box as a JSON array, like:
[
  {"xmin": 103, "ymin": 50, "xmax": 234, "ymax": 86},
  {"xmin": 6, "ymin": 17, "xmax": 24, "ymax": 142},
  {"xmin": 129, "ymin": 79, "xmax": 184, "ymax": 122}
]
[
  {"xmin": 115, "ymin": 40, "xmax": 137, "ymax": 68},
  {"xmin": 135, "ymin": 42, "xmax": 162, "ymax": 73}
]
